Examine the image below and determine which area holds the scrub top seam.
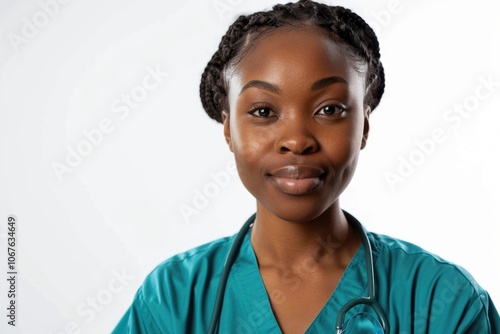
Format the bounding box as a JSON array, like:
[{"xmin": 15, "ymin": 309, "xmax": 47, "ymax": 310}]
[
  {"xmin": 369, "ymin": 233, "xmax": 456, "ymax": 265},
  {"xmin": 371, "ymin": 234, "xmax": 490, "ymax": 321},
  {"xmin": 377, "ymin": 245, "xmax": 484, "ymax": 295},
  {"xmin": 460, "ymin": 291, "xmax": 494, "ymax": 333},
  {"xmin": 137, "ymin": 287, "xmax": 163, "ymax": 334}
]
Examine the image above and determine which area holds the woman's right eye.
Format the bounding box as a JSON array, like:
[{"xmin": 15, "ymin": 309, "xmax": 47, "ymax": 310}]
[{"xmin": 249, "ymin": 106, "xmax": 275, "ymax": 118}]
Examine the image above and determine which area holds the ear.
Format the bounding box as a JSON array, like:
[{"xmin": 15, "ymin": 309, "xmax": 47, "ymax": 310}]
[
  {"xmin": 221, "ymin": 111, "xmax": 233, "ymax": 152},
  {"xmin": 360, "ymin": 106, "xmax": 370, "ymax": 150}
]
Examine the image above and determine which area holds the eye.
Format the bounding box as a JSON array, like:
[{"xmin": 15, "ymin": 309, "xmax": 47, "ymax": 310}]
[
  {"xmin": 249, "ymin": 105, "xmax": 276, "ymax": 118},
  {"xmin": 316, "ymin": 104, "xmax": 346, "ymax": 116}
]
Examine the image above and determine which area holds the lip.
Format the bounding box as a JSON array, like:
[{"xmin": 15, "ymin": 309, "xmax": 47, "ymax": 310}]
[{"xmin": 269, "ymin": 165, "xmax": 325, "ymax": 195}]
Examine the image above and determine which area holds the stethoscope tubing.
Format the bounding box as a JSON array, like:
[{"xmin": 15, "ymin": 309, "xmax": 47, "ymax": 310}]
[
  {"xmin": 336, "ymin": 211, "xmax": 388, "ymax": 333},
  {"xmin": 207, "ymin": 214, "xmax": 254, "ymax": 334},
  {"xmin": 207, "ymin": 211, "xmax": 389, "ymax": 334}
]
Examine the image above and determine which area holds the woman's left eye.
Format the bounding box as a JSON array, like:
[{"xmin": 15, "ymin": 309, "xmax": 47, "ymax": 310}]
[{"xmin": 316, "ymin": 104, "xmax": 346, "ymax": 116}]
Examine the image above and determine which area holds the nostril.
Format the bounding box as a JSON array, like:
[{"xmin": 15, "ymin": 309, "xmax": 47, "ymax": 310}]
[
  {"xmin": 279, "ymin": 143, "xmax": 316, "ymax": 155},
  {"xmin": 302, "ymin": 146, "xmax": 314, "ymax": 154},
  {"xmin": 279, "ymin": 146, "xmax": 291, "ymax": 153},
  {"xmin": 277, "ymin": 132, "xmax": 319, "ymax": 155}
]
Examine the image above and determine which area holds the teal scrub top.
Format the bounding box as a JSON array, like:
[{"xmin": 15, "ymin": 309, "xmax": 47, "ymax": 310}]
[{"xmin": 112, "ymin": 215, "xmax": 500, "ymax": 333}]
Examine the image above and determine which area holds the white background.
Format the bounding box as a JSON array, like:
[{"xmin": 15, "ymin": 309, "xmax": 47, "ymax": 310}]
[{"xmin": 0, "ymin": 0, "xmax": 499, "ymax": 333}]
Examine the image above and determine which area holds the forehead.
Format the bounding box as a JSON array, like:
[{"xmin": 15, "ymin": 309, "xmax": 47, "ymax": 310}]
[{"xmin": 226, "ymin": 26, "xmax": 367, "ymax": 97}]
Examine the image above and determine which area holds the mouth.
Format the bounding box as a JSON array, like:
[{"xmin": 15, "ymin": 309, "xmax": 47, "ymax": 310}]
[{"xmin": 269, "ymin": 165, "xmax": 325, "ymax": 195}]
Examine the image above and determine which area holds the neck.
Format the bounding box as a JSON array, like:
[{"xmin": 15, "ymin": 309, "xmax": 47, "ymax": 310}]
[{"xmin": 250, "ymin": 201, "xmax": 361, "ymax": 271}]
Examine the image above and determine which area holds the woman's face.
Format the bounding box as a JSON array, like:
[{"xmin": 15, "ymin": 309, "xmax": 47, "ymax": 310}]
[{"xmin": 223, "ymin": 27, "xmax": 369, "ymax": 223}]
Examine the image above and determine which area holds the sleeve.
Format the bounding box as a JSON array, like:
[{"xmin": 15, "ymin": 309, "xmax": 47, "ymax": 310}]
[
  {"xmin": 111, "ymin": 288, "xmax": 163, "ymax": 334},
  {"xmin": 420, "ymin": 269, "xmax": 500, "ymax": 334},
  {"xmin": 458, "ymin": 290, "xmax": 500, "ymax": 334}
]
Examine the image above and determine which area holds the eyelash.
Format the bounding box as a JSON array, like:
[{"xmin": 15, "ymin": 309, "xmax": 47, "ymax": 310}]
[
  {"xmin": 248, "ymin": 104, "xmax": 276, "ymax": 118},
  {"xmin": 316, "ymin": 104, "xmax": 347, "ymax": 116},
  {"xmin": 248, "ymin": 103, "xmax": 347, "ymax": 118}
]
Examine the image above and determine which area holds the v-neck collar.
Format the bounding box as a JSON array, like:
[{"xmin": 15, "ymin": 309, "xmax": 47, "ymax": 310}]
[{"xmin": 224, "ymin": 226, "xmax": 370, "ymax": 333}]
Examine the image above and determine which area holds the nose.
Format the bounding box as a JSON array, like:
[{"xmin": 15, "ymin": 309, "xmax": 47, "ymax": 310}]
[{"xmin": 275, "ymin": 118, "xmax": 319, "ymax": 155}]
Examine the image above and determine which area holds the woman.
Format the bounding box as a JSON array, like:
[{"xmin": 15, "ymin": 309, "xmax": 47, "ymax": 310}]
[{"xmin": 112, "ymin": 1, "xmax": 500, "ymax": 332}]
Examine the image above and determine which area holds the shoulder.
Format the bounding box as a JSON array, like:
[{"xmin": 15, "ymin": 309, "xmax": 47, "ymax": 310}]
[
  {"xmin": 369, "ymin": 231, "xmax": 499, "ymax": 332},
  {"xmin": 131, "ymin": 234, "xmax": 238, "ymax": 331},
  {"xmin": 112, "ymin": 235, "xmax": 238, "ymax": 333},
  {"xmin": 370, "ymin": 232, "xmax": 472, "ymax": 273},
  {"xmin": 157, "ymin": 234, "xmax": 234, "ymax": 266},
  {"xmin": 142, "ymin": 234, "xmax": 236, "ymax": 290},
  {"xmin": 369, "ymin": 231, "xmax": 481, "ymax": 292}
]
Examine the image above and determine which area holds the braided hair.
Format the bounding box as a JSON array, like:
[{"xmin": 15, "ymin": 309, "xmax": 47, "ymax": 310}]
[{"xmin": 199, "ymin": 0, "xmax": 385, "ymax": 123}]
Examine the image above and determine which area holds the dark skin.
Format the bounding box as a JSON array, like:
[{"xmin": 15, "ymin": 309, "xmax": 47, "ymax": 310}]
[{"xmin": 222, "ymin": 26, "xmax": 370, "ymax": 333}]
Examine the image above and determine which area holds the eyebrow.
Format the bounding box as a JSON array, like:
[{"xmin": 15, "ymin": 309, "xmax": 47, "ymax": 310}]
[{"xmin": 239, "ymin": 76, "xmax": 348, "ymax": 96}]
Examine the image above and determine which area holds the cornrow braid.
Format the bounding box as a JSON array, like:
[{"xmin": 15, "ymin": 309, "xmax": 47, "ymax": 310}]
[{"xmin": 200, "ymin": 0, "xmax": 385, "ymax": 123}]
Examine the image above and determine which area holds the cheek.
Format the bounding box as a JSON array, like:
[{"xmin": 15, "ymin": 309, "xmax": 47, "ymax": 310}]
[
  {"xmin": 334, "ymin": 119, "xmax": 364, "ymax": 186},
  {"xmin": 230, "ymin": 119, "xmax": 273, "ymax": 161},
  {"xmin": 323, "ymin": 118, "xmax": 363, "ymax": 164},
  {"xmin": 229, "ymin": 120, "xmax": 267, "ymax": 181},
  {"xmin": 229, "ymin": 118, "xmax": 281, "ymax": 201},
  {"xmin": 323, "ymin": 140, "xmax": 359, "ymax": 188}
]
